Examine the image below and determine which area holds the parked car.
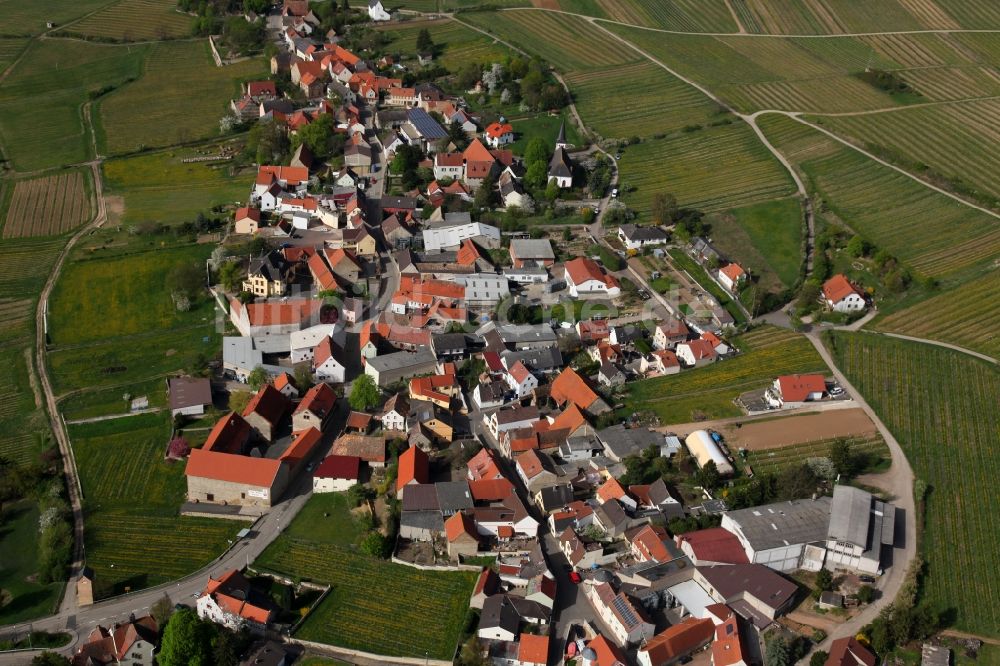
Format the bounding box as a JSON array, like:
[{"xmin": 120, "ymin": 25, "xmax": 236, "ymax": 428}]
[
  {"xmin": 569, "ymin": 571, "xmax": 582, "ymax": 584},
  {"xmin": 611, "ymin": 188, "xmax": 619, "ymax": 198}
]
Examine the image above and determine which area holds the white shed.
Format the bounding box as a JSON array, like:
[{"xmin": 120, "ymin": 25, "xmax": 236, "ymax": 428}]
[{"xmin": 684, "ymin": 430, "xmax": 734, "ymax": 475}]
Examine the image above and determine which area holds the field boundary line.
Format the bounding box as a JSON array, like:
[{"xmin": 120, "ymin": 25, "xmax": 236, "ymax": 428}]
[
  {"xmin": 871, "ymin": 331, "xmax": 998, "ymax": 365},
  {"xmin": 805, "ymin": 94, "xmax": 1000, "ymax": 118},
  {"xmin": 722, "ymin": 0, "xmax": 746, "ymax": 34}
]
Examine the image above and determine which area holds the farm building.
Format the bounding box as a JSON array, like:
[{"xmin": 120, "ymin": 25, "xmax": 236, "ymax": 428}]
[
  {"xmin": 684, "ymin": 430, "xmax": 734, "ymax": 476},
  {"xmin": 364, "ymin": 349, "xmax": 438, "ymax": 387},
  {"xmin": 694, "ymin": 563, "xmax": 797, "ymax": 622},
  {"xmin": 168, "ymin": 376, "xmax": 212, "ymax": 417},
  {"xmin": 509, "ymin": 239, "xmax": 555, "ymax": 268},
  {"xmin": 721, "ymin": 497, "xmax": 832, "ymax": 572},
  {"xmin": 824, "ymin": 485, "xmax": 896, "ymax": 575},
  {"xmin": 766, "ymin": 374, "xmax": 826, "ymax": 408}
]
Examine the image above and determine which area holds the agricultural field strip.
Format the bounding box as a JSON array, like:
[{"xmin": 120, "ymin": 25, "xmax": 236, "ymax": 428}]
[{"xmin": 3, "ymin": 171, "xmax": 91, "ymax": 238}]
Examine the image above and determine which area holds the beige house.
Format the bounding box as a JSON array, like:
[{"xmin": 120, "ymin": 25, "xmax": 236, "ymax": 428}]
[
  {"xmin": 242, "ymin": 252, "xmax": 288, "ymax": 298},
  {"xmin": 234, "ymin": 206, "xmax": 261, "ymax": 235}
]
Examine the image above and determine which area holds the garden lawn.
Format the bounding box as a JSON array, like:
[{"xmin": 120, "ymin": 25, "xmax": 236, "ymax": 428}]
[
  {"xmin": 826, "ymin": 331, "xmax": 1000, "ymax": 638},
  {"xmin": 255, "ymin": 494, "xmax": 476, "ymax": 659},
  {"xmin": 282, "ymin": 493, "xmax": 366, "ymax": 548},
  {"xmin": 668, "ymin": 249, "xmax": 746, "ymax": 324},
  {"xmin": 0, "ymin": 39, "xmax": 147, "ymax": 171},
  {"xmin": 376, "ymin": 18, "xmax": 508, "ymax": 72},
  {"xmin": 623, "ymin": 326, "xmax": 826, "ymax": 424},
  {"xmin": 99, "ymin": 41, "xmax": 265, "ymax": 155},
  {"xmin": 0, "ymin": 500, "xmax": 64, "ymax": 625},
  {"xmin": 102, "ymin": 146, "xmax": 253, "ymax": 226},
  {"xmin": 508, "ymin": 111, "xmax": 582, "ymax": 156},
  {"xmin": 708, "ymin": 197, "xmax": 803, "ymax": 291},
  {"xmin": 68, "ymin": 413, "xmax": 238, "ymax": 598},
  {"xmin": 59, "ymin": 378, "xmax": 168, "ymax": 421},
  {"xmin": 48, "ymin": 244, "xmax": 216, "ymax": 346}
]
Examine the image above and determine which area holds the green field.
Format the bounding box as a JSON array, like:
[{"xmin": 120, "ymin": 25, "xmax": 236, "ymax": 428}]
[
  {"xmin": 102, "ymin": 144, "xmax": 252, "ymax": 227},
  {"xmin": 826, "ymin": 331, "xmax": 1000, "ymax": 637},
  {"xmin": 588, "ymin": 0, "xmax": 737, "ymax": 32},
  {"xmin": 460, "ymin": 10, "xmax": 639, "ymax": 71},
  {"xmin": 99, "ymin": 41, "xmax": 264, "ymax": 155},
  {"xmin": 59, "ymin": 378, "xmax": 168, "ymax": 421},
  {"xmin": 0, "ymin": 39, "xmax": 147, "ymax": 172},
  {"xmin": 813, "ymin": 100, "xmax": 1000, "ymax": 202},
  {"xmin": 619, "ymin": 123, "xmax": 796, "ymax": 217},
  {"xmin": 255, "ymin": 495, "xmax": 476, "ymax": 659},
  {"xmin": 0, "ymin": 0, "xmax": 116, "ymax": 36},
  {"xmin": 0, "ymin": 38, "xmax": 28, "ymax": 70},
  {"xmin": 745, "ymin": 433, "xmax": 889, "ymax": 477},
  {"xmin": 508, "ymin": 111, "xmax": 582, "ymax": 155},
  {"xmin": 623, "ymin": 326, "xmax": 827, "ymax": 424},
  {"xmin": 707, "ymin": 197, "xmax": 803, "ymax": 291},
  {"xmin": 69, "ymin": 413, "xmax": 238, "ymax": 598},
  {"xmin": 0, "ymin": 501, "xmax": 64, "ymax": 624},
  {"xmin": 61, "ymin": 0, "xmax": 193, "ymax": 41},
  {"xmin": 759, "ymin": 114, "xmax": 1000, "ymax": 280},
  {"xmin": 377, "ymin": 18, "xmax": 509, "ymax": 72},
  {"xmin": 565, "ymin": 60, "xmax": 721, "ymax": 140},
  {"xmin": 874, "ymin": 271, "xmax": 1000, "ymax": 360},
  {"xmin": 48, "ymin": 244, "xmax": 215, "ymax": 346}
]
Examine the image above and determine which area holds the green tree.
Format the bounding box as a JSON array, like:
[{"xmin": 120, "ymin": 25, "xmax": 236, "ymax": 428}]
[
  {"xmin": 524, "ymin": 161, "xmax": 548, "ymax": 190},
  {"xmin": 349, "ymin": 375, "xmax": 380, "ymax": 411},
  {"xmin": 360, "ymin": 531, "xmax": 389, "ymax": 558},
  {"xmin": 829, "ymin": 439, "xmax": 854, "ymax": 477},
  {"xmin": 158, "ymin": 608, "xmax": 215, "ymax": 666},
  {"xmin": 168, "ymin": 261, "xmax": 204, "ymax": 300},
  {"xmin": 810, "ymin": 652, "xmax": 828, "ymax": 666},
  {"xmin": 31, "ymin": 654, "xmax": 70, "ymax": 666},
  {"xmin": 474, "ymin": 174, "xmax": 497, "ymax": 210},
  {"xmin": 217, "ymin": 260, "xmax": 243, "ymax": 292},
  {"xmin": 696, "ymin": 461, "xmax": 721, "ymax": 490},
  {"xmin": 247, "ymin": 366, "xmax": 269, "ymax": 391},
  {"xmin": 292, "ymin": 363, "xmax": 314, "ymax": 394},
  {"xmin": 856, "ymin": 585, "xmax": 875, "ymax": 604},
  {"xmin": 296, "ymin": 114, "xmax": 336, "ymax": 159},
  {"xmin": 222, "ymin": 16, "xmax": 264, "ymax": 55},
  {"xmin": 228, "ymin": 390, "xmax": 252, "ymax": 415},
  {"xmin": 246, "ymin": 118, "xmax": 289, "ymax": 165},
  {"xmin": 523, "ymin": 137, "xmax": 549, "ymax": 168},
  {"xmin": 458, "ymin": 636, "xmax": 490, "ymax": 666},
  {"xmin": 816, "ymin": 568, "xmax": 833, "ymax": 592},
  {"xmin": 347, "ymin": 483, "xmax": 375, "ymax": 507},
  {"xmin": 846, "ymin": 235, "xmax": 871, "ymax": 258},
  {"xmin": 651, "ymin": 192, "xmax": 678, "ymax": 225},
  {"xmin": 415, "ymin": 28, "xmax": 433, "ymax": 53},
  {"xmin": 765, "ymin": 637, "xmax": 791, "ymax": 666}
]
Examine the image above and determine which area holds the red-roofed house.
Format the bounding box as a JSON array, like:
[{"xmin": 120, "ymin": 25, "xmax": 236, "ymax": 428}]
[
  {"xmin": 313, "ymin": 455, "xmax": 361, "ymax": 492},
  {"xmin": 768, "ymin": 374, "xmax": 826, "ymax": 408},
  {"xmin": 597, "ymin": 477, "xmax": 636, "ymax": 511},
  {"xmin": 627, "ymin": 524, "xmax": 673, "ymax": 564},
  {"xmin": 711, "ymin": 609, "xmax": 747, "ymax": 666},
  {"xmin": 550, "ymin": 367, "xmax": 610, "ymax": 415},
  {"xmin": 312, "ymin": 335, "xmax": 346, "ymax": 383},
  {"xmin": 468, "ymin": 447, "xmax": 504, "ymax": 481},
  {"xmin": 588, "ymin": 635, "xmax": 629, "ymax": 666},
  {"xmin": 203, "ymin": 412, "xmax": 252, "ymax": 454},
  {"xmin": 822, "ymin": 274, "xmax": 867, "ymax": 313},
  {"xmin": 676, "ymin": 339, "xmax": 717, "ymax": 368},
  {"xmin": 484, "ymin": 122, "xmax": 514, "ymax": 148},
  {"xmin": 564, "ymin": 257, "xmax": 620, "ymax": 297},
  {"xmin": 637, "ymin": 617, "xmax": 714, "ymax": 666},
  {"xmin": 675, "ymin": 528, "xmax": 750, "ymax": 566},
  {"xmin": 445, "ymin": 511, "xmax": 480, "ymax": 559},
  {"xmin": 293, "ymin": 382, "xmax": 337, "ymax": 432},
  {"xmin": 825, "ymin": 637, "xmax": 876, "ymax": 666},
  {"xmin": 505, "ymin": 360, "xmax": 538, "ymax": 398},
  {"xmin": 273, "ymin": 372, "xmax": 298, "ymax": 398},
  {"xmin": 185, "ymin": 448, "xmax": 287, "ymax": 508},
  {"xmin": 242, "ymin": 385, "xmax": 290, "ymax": 442},
  {"xmin": 229, "ymin": 297, "xmax": 322, "ymax": 337},
  {"xmin": 197, "ymin": 570, "xmax": 273, "ymax": 633},
  {"xmin": 718, "ymin": 263, "xmax": 746, "ymax": 293},
  {"xmin": 653, "ymin": 319, "xmax": 689, "ymax": 350},
  {"xmin": 397, "ymin": 446, "xmax": 429, "ymax": 497},
  {"xmin": 234, "ymin": 206, "xmax": 261, "ymax": 235},
  {"xmin": 516, "ymin": 633, "xmax": 549, "ymax": 666},
  {"xmin": 72, "ymin": 615, "xmax": 159, "ymax": 666}
]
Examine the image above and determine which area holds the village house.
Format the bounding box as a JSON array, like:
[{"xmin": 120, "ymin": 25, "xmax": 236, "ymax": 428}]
[
  {"xmin": 293, "ymin": 382, "xmax": 337, "ymax": 432},
  {"xmin": 636, "ymin": 617, "xmax": 714, "ymax": 666},
  {"xmin": 653, "ymin": 319, "xmax": 689, "ymax": 350},
  {"xmin": 766, "ymin": 374, "xmax": 826, "ymax": 408},
  {"xmin": 618, "ymin": 224, "xmax": 669, "ymax": 251},
  {"xmin": 312, "ymin": 455, "xmax": 361, "ymax": 493},
  {"xmin": 234, "ymin": 206, "xmax": 262, "ymax": 235},
  {"xmin": 676, "ymin": 339, "xmax": 717, "ymax": 367},
  {"xmin": 585, "ymin": 580, "xmax": 655, "ymax": 646},
  {"xmin": 484, "ymin": 121, "xmax": 514, "ymax": 147},
  {"xmin": 565, "ymin": 257, "xmax": 621, "ymax": 298},
  {"xmin": 71, "ymin": 616, "xmax": 159, "ymax": 666},
  {"xmin": 823, "ymin": 274, "xmax": 867, "ymax": 312},
  {"xmin": 718, "ymin": 263, "xmax": 747, "ymax": 293},
  {"xmin": 242, "ymin": 385, "xmax": 290, "ymax": 442},
  {"xmin": 197, "ymin": 570, "xmax": 273, "ymax": 633},
  {"xmin": 242, "ymin": 251, "xmax": 290, "ymax": 298}
]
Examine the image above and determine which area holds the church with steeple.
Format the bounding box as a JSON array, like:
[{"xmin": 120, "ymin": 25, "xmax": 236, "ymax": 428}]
[{"xmin": 547, "ymin": 120, "xmax": 574, "ymax": 188}]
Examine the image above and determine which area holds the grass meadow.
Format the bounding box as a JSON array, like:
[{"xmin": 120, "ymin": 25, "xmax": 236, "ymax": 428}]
[
  {"xmin": 0, "ymin": 0, "xmax": 116, "ymax": 36},
  {"xmin": 707, "ymin": 197, "xmax": 803, "ymax": 292},
  {"xmin": 622, "ymin": 326, "xmax": 826, "ymax": 424},
  {"xmin": 0, "ymin": 500, "xmax": 65, "ymax": 624},
  {"xmin": 99, "ymin": 41, "xmax": 264, "ymax": 155},
  {"xmin": 256, "ymin": 494, "xmax": 477, "ymax": 660},
  {"xmin": 377, "ymin": 18, "xmax": 509, "ymax": 72},
  {"xmin": 0, "ymin": 39, "xmax": 147, "ymax": 171},
  {"xmin": 826, "ymin": 331, "xmax": 1000, "ymax": 638}
]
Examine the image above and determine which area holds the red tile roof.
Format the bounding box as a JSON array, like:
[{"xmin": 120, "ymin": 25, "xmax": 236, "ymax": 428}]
[
  {"xmin": 280, "ymin": 427, "xmax": 323, "ymax": 466},
  {"xmin": 274, "ymin": 372, "xmax": 295, "ymax": 392},
  {"xmin": 640, "ymin": 617, "xmax": 714, "ymax": 665},
  {"xmin": 203, "ymin": 412, "xmax": 251, "ymax": 453},
  {"xmin": 550, "ymin": 367, "xmax": 601, "ymax": 412},
  {"xmin": 630, "ymin": 524, "xmax": 671, "ymax": 563},
  {"xmin": 680, "ymin": 339, "xmax": 717, "ymax": 361},
  {"xmin": 314, "ymin": 455, "xmax": 360, "ymax": 481},
  {"xmin": 463, "ymin": 138, "xmax": 494, "ymax": 164},
  {"xmin": 332, "ymin": 434, "xmax": 386, "ymax": 463},
  {"xmin": 577, "ymin": 319, "xmax": 611, "ymax": 342},
  {"xmin": 485, "ymin": 122, "xmax": 514, "ymax": 139},
  {"xmin": 822, "ymin": 273, "xmax": 862, "ymax": 304},
  {"xmin": 675, "ymin": 527, "xmax": 749, "ymax": 564},
  {"xmin": 397, "ymin": 446, "xmax": 429, "ymax": 490},
  {"xmin": 776, "ymin": 374, "xmax": 826, "ymax": 402},
  {"xmin": 516, "ymin": 448, "xmax": 550, "ymax": 480},
  {"xmin": 445, "ymin": 511, "xmax": 478, "ymax": 542},
  {"xmin": 456, "ymin": 239, "xmax": 484, "ymax": 266},
  {"xmin": 548, "ymin": 403, "xmax": 588, "ymax": 435},
  {"xmin": 346, "ymin": 411, "xmax": 373, "ymax": 430},
  {"xmin": 435, "ymin": 151, "xmax": 465, "ymax": 167},
  {"xmin": 596, "ymin": 477, "xmax": 629, "ymax": 504},
  {"xmin": 295, "ymin": 382, "xmax": 337, "ymax": 419},
  {"xmin": 258, "ymin": 165, "xmax": 309, "ymax": 185},
  {"xmin": 235, "ymin": 298, "xmax": 322, "ymax": 327},
  {"xmin": 508, "ymin": 360, "xmax": 532, "ymax": 385},
  {"xmin": 235, "ymin": 206, "xmax": 261, "ymax": 222},
  {"xmin": 243, "ymin": 384, "xmax": 289, "ymax": 426},
  {"xmin": 185, "ymin": 448, "xmax": 283, "ymax": 487},
  {"xmin": 588, "ymin": 635, "xmax": 628, "ymax": 666},
  {"xmin": 720, "ymin": 263, "xmax": 746, "ymax": 282},
  {"xmin": 517, "ymin": 634, "xmax": 549, "ymax": 665},
  {"xmin": 468, "ymin": 478, "xmax": 515, "ymax": 501},
  {"xmin": 712, "ymin": 612, "xmax": 745, "ymax": 666},
  {"xmin": 565, "ymin": 257, "xmax": 619, "ymax": 290},
  {"xmin": 467, "ymin": 447, "xmax": 503, "ymax": 481},
  {"xmin": 652, "ymin": 350, "xmax": 680, "ymax": 368},
  {"xmin": 826, "ymin": 637, "xmax": 876, "ymax": 666}
]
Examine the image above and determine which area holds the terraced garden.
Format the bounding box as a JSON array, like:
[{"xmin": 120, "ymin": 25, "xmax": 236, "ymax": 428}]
[
  {"xmin": 874, "ymin": 272, "xmax": 1000, "ymax": 360},
  {"xmin": 99, "ymin": 41, "xmax": 264, "ymax": 154},
  {"xmin": 618, "ymin": 123, "xmax": 796, "ymax": 217},
  {"xmin": 759, "ymin": 114, "xmax": 1000, "ymax": 280},
  {"xmin": 60, "ymin": 0, "xmax": 192, "ymax": 41},
  {"xmin": 256, "ymin": 494, "xmax": 476, "ymax": 660},
  {"xmin": 377, "ymin": 18, "xmax": 508, "ymax": 72},
  {"xmin": 826, "ymin": 331, "xmax": 1000, "ymax": 638},
  {"xmin": 69, "ymin": 413, "xmax": 238, "ymax": 598},
  {"xmin": 0, "ymin": 39, "xmax": 147, "ymax": 171},
  {"xmin": 623, "ymin": 326, "xmax": 827, "ymax": 424}
]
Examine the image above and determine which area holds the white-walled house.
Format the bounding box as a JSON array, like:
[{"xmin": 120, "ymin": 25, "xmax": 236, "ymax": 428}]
[
  {"xmin": 368, "ymin": 0, "xmax": 391, "ymax": 20},
  {"xmin": 564, "ymin": 257, "xmax": 621, "ymax": 298},
  {"xmin": 312, "ymin": 336, "xmax": 346, "ymax": 384},
  {"xmin": 505, "ymin": 361, "xmax": 538, "ymax": 398},
  {"xmin": 718, "ymin": 263, "xmax": 746, "ymax": 293},
  {"xmin": 822, "ymin": 274, "xmax": 867, "ymax": 313}
]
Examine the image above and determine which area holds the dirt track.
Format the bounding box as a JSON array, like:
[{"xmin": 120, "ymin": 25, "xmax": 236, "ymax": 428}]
[{"xmin": 660, "ymin": 407, "xmax": 877, "ymax": 450}]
